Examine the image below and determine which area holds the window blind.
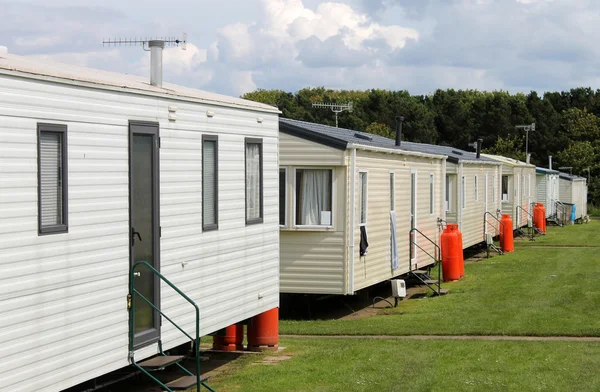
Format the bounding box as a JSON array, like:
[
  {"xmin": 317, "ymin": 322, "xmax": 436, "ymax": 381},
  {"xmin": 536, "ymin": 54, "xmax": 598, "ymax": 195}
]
[
  {"xmin": 39, "ymin": 131, "xmax": 63, "ymax": 227},
  {"xmin": 203, "ymin": 139, "xmax": 217, "ymax": 228}
]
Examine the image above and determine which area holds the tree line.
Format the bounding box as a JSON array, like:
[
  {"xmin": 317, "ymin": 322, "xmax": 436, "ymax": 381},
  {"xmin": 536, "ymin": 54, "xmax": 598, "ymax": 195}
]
[{"xmin": 242, "ymin": 87, "xmax": 600, "ymax": 206}]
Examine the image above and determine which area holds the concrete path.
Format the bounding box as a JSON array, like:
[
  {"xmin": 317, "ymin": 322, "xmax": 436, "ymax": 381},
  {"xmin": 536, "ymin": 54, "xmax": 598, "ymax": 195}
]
[{"xmin": 281, "ymin": 334, "xmax": 600, "ymax": 342}]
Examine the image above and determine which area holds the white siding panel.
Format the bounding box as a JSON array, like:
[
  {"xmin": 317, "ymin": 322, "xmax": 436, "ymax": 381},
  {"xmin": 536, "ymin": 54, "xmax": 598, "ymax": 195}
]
[
  {"xmin": 279, "ymin": 132, "xmax": 345, "ymax": 166},
  {"xmin": 0, "ymin": 74, "xmax": 279, "ymax": 392},
  {"xmin": 353, "ymin": 151, "xmax": 444, "ymax": 291}
]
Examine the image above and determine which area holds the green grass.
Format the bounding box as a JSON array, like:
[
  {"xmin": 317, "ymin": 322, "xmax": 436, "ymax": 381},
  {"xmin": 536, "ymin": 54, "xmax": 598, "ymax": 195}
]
[
  {"xmin": 280, "ymin": 221, "xmax": 600, "ymax": 336},
  {"xmin": 516, "ymin": 219, "xmax": 599, "ymax": 247},
  {"xmin": 207, "ymin": 338, "xmax": 600, "ymax": 392}
]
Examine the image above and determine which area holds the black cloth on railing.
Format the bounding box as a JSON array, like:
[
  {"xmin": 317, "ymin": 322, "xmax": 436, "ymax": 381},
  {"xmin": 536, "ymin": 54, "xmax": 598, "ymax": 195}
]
[{"xmin": 360, "ymin": 226, "xmax": 369, "ymax": 256}]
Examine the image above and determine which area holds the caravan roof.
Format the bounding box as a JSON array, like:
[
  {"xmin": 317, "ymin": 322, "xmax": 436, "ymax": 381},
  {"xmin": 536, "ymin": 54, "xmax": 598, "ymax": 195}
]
[
  {"xmin": 0, "ymin": 53, "xmax": 279, "ymax": 113},
  {"xmin": 280, "ymin": 118, "xmax": 497, "ymax": 164}
]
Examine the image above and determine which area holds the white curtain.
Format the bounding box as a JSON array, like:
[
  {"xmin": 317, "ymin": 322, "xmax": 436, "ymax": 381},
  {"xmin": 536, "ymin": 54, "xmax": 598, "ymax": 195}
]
[
  {"xmin": 203, "ymin": 141, "xmax": 216, "ymax": 225},
  {"xmin": 40, "ymin": 132, "xmax": 63, "ymax": 226},
  {"xmin": 299, "ymin": 170, "xmax": 331, "ymax": 225},
  {"xmin": 246, "ymin": 144, "xmax": 261, "ymax": 220}
]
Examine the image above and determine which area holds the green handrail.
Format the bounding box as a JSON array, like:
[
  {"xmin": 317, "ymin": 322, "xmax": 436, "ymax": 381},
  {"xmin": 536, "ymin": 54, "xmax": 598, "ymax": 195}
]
[{"xmin": 129, "ymin": 260, "xmax": 209, "ymax": 392}]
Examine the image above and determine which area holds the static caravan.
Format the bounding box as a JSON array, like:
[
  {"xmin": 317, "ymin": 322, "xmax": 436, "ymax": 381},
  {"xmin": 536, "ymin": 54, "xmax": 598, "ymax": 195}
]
[
  {"xmin": 0, "ymin": 53, "xmax": 280, "ymax": 391},
  {"xmin": 536, "ymin": 167, "xmax": 560, "ymax": 218},
  {"xmin": 482, "ymin": 154, "xmax": 536, "ymax": 230},
  {"xmin": 278, "ymin": 118, "xmax": 446, "ymax": 295},
  {"xmin": 398, "ymin": 143, "xmax": 501, "ymax": 249},
  {"xmin": 559, "ymin": 172, "xmax": 588, "ymax": 220}
]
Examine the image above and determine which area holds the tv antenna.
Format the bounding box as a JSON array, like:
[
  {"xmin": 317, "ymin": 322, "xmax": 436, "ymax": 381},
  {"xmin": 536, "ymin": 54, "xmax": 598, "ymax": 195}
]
[
  {"xmin": 559, "ymin": 166, "xmax": 573, "ymax": 176},
  {"xmin": 102, "ymin": 33, "xmax": 187, "ymax": 87},
  {"xmin": 102, "ymin": 33, "xmax": 187, "ymax": 50},
  {"xmin": 312, "ymin": 102, "xmax": 353, "ymax": 128}
]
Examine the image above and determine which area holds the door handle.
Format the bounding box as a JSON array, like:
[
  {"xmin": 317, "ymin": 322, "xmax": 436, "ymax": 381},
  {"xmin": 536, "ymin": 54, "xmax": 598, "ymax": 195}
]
[
  {"xmin": 133, "ymin": 272, "xmax": 141, "ymax": 277},
  {"xmin": 131, "ymin": 227, "xmax": 142, "ymax": 245}
]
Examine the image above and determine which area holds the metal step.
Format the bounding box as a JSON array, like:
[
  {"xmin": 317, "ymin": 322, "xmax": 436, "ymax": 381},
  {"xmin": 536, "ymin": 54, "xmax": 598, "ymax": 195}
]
[
  {"xmin": 424, "ymin": 279, "xmax": 440, "ymax": 285},
  {"xmin": 411, "ymin": 269, "xmax": 429, "ymax": 275},
  {"xmin": 436, "ymin": 289, "xmax": 450, "ymax": 295},
  {"xmin": 165, "ymin": 375, "xmax": 209, "ymax": 390},
  {"xmin": 138, "ymin": 355, "xmax": 185, "ymax": 370}
]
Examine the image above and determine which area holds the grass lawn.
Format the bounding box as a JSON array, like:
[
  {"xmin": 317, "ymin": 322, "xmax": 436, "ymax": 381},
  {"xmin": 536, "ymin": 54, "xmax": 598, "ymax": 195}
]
[
  {"xmin": 280, "ymin": 222, "xmax": 600, "ymax": 336},
  {"xmin": 206, "ymin": 338, "xmax": 600, "ymax": 392},
  {"xmin": 515, "ymin": 219, "xmax": 599, "ymax": 247}
]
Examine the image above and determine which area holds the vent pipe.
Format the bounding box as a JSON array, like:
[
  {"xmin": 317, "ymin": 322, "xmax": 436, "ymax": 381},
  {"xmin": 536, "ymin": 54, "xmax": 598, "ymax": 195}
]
[
  {"xmin": 549, "ymin": 155, "xmax": 553, "ymax": 170},
  {"xmin": 149, "ymin": 40, "xmax": 164, "ymax": 87},
  {"xmin": 395, "ymin": 116, "xmax": 404, "ymax": 147},
  {"xmin": 526, "ymin": 153, "xmax": 531, "ymax": 164},
  {"xmin": 476, "ymin": 138, "xmax": 483, "ymax": 159}
]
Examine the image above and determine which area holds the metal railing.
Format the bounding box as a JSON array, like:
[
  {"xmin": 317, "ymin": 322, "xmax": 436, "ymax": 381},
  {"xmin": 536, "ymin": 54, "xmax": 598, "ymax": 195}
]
[
  {"xmin": 129, "ymin": 260, "xmax": 214, "ymax": 392},
  {"xmin": 483, "ymin": 212, "xmax": 504, "ymax": 257},
  {"xmin": 516, "ymin": 205, "xmax": 535, "ymax": 241},
  {"xmin": 409, "ymin": 227, "xmax": 442, "ymax": 295}
]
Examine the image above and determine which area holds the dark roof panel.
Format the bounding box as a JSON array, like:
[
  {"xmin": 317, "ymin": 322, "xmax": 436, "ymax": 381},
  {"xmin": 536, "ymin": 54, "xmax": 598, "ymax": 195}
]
[{"xmin": 279, "ymin": 118, "xmax": 497, "ymax": 163}]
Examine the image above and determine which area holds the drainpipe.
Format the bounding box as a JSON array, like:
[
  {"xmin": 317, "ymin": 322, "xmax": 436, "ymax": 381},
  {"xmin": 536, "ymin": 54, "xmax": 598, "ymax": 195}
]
[
  {"xmin": 348, "ymin": 147, "xmax": 357, "ymax": 294},
  {"xmin": 458, "ymin": 162, "xmax": 464, "ymax": 231}
]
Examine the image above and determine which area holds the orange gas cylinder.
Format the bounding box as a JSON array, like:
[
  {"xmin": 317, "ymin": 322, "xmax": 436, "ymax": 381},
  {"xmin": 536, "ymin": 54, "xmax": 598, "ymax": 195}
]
[
  {"xmin": 541, "ymin": 204, "xmax": 547, "ymax": 233},
  {"xmin": 499, "ymin": 214, "xmax": 514, "ymax": 252},
  {"xmin": 457, "ymin": 228, "xmax": 465, "ymax": 278},
  {"xmin": 247, "ymin": 308, "xmax": 279, "ymax": 351},
  {"xmin": 212, "ymin": 324, "xmax": 244, "ymax": 351},
  {"xmin": 533, "ymin": 203, "xmax": 546, "ymax": 234},
  {"xmin": 441, "ymin": 224, "xmax": 461, "ymax": 281}
]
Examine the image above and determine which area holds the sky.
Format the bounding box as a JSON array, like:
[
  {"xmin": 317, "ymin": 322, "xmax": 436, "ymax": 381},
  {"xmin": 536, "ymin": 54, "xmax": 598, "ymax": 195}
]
[{"xmin": 1, "ymin": 0, "xmax": 599, "ymax": 97}]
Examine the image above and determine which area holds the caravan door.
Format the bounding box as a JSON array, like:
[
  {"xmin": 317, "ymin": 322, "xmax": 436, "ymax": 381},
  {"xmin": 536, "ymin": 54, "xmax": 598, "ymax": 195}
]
[{"xmin": 129, "ymin": 122, "xmax": 161, "ymax": 348}]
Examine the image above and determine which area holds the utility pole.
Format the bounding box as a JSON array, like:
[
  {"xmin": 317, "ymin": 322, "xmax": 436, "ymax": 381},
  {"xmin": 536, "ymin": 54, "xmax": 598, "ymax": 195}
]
[
  {"xmin": 515, "ymin": 123, "xmax": 535, "ymax": 163},
  {"xmin": 312, "ymin": 102, "xmax": 353, "ymax": 128},
  {"xmin": 584, "ymin": 167, "xmax": 591, "ymax": 183}
]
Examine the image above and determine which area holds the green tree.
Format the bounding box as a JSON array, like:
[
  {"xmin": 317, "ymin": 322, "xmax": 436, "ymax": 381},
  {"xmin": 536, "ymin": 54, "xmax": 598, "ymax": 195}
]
[{"xmin": 482, "ymin": 136, "xmax": 527, "ymax": 161}]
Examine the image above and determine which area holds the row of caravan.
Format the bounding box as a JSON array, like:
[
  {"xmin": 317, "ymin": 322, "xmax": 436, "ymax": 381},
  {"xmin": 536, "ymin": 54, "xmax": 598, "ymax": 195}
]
[{"xmin": 0, "ymin": 53, "xmax": 588, "ymax": 391}]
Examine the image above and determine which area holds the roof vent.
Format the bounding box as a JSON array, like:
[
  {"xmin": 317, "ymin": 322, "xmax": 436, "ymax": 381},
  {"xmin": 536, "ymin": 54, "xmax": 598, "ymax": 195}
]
[
  {"xmin": 452, "ymin": 150, "xmax": 464, "ymax": 156},
  {"xmin": 354, "ymin": 133, "xmax": 373, "ymax": 141}
]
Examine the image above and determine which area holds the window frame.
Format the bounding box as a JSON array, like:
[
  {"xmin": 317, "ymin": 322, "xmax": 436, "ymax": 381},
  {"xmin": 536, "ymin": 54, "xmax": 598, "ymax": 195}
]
[
  {"xmin": 461, "ymin": 175, "xmax": 466, "ymax": 210},
  {"xmin": 389, "ymin": 171, "xmax": 395, "ymax": 212},
  {"xmin": 202, "ymin": 135, "xmax": 219, "ymax": 231},
  {"xmin": 279, "ymin": 167, "xmax": 288, "ymax": 227},
  {"xmin": 502, "ymin": 175, "xmax": 510, "ymax": 202},
  {"xmin": 293, "ymin": 167, "xmax": 335, "ymax": 229},
  {"xmin": 429, "ymin": 173, "xmax": 434, "ymax": 215},
  {"xmin": 245, "ymin": 138, "xmax": 263, "ymax": 225},
  {"xmin": 38, "ymin": 123, "xmax": 69, "ymax": 235},
  {"xmin": 358, "ymin": 170, "xmax": 368, "ymax": 226}
]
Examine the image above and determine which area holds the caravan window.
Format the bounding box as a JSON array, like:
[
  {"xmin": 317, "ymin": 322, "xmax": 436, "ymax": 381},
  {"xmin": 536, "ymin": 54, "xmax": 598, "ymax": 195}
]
[
  {"xmin": 474, "ymin": 175, "xmax": 479, "ymax": 201},
  {"xmin": 38, "ymin": 123, "xmax": 68, "ymax": 234},
  {"xmin": 279, "ymin": 168, "xmax": 287, "ymax": 226},
  {"xmin": 245, "ymin": 138, "xmax": 263, "ymax": 224},
  {"xmin": 461, "ymin": 176, "xmax": 466, "ymax": 209},
  {"xmin": 390, "ymin": 172, "xmax": 395, "ymax": 211},
  {"xmin": 359, "ymin": 171, "xmax": 368, "ymax": 225},
  {"xmin": 429, "ymin": 174, "xmax": 434, "ymax": 215},
  {"xmin": 202, "ymin": 135, "xmax": 218, "ymax": 231},
  {"xmin": 502, "ymin": 175, "xmax": 509, "ymax": 202},
  {"xmin": 295, "ymin": 169, "xmax": 333, "ymax": 226}
]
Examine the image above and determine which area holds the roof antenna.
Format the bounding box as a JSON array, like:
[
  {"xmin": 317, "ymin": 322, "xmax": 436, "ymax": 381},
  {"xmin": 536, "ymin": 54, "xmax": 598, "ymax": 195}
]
[
  {"xmin": 102, "ymin": 33, "xmax": 187, "ymax": 87},
  {"xmin": 312, "ymin": 102, "xmax": 353, "ymax": 128}
]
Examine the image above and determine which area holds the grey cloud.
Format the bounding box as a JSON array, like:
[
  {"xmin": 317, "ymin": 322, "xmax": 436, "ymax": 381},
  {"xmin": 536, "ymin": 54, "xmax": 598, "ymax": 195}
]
[{"xmin": 296, "ymin": 34, "xmax": 374, "ymax": 68}]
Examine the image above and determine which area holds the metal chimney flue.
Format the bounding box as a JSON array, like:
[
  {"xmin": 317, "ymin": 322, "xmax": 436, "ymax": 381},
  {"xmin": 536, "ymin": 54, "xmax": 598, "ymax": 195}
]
[
  {"xmin": 149, "ymin": 40, "xmax": 164, "ymax": 87},
  {"xmin": 476, "ymin": 138, "xmax": 483, "ymax": 159},
  {"xmin": 395, "ymin": 116, "xmax": 404, "ymax": 147},
  {"xmin": 549, "ymin": 155, "xmax": 553, "ymax": 170}
]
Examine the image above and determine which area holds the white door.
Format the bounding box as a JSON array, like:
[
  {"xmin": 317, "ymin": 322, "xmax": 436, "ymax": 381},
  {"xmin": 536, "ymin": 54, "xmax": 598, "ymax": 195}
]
[{"xmin": 484, "ymin": 173, "xmax": 489, "ymax": 234}]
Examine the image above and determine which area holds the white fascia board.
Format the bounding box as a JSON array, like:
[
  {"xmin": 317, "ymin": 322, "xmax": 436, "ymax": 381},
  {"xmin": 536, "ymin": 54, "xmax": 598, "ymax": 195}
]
[{"xmin": 348, "ymin": 143, "xmax": 447, "ymax": 161}]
